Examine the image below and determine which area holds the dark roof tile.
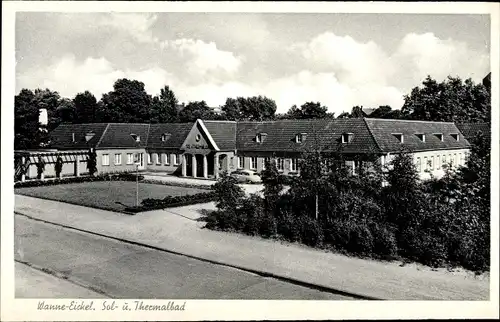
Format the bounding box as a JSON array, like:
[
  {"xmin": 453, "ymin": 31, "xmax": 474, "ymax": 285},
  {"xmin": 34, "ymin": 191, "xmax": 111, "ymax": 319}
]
[{"xmin": 365, "ymin": 118, "xmax": 470, "ymax": 152}]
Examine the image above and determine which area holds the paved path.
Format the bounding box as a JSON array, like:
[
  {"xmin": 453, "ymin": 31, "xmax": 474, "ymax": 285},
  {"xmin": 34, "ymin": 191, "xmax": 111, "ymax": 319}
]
[
  {"xmin": 15, "ymin": 194, "xmax": 490, "ymax": 300},
  {"xmin": 15, "ymin": 262, "xmax": 106, "ymax": 298},
  {"xmin": 16, "ymin": 216, "xmax": 350, "ymax": 299}
]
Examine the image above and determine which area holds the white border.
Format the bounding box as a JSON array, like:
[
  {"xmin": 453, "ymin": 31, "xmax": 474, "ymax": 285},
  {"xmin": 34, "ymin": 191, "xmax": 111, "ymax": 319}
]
[{"xmin": 2, "ymin": 2, "xmax": 499, "ymax": 321}]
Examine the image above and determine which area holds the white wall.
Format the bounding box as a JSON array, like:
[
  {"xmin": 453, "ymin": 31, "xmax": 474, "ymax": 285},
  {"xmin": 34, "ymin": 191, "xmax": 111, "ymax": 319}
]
[{"xmin": 381, "ymin": 148, "xmax": 470, "ymax": 180}]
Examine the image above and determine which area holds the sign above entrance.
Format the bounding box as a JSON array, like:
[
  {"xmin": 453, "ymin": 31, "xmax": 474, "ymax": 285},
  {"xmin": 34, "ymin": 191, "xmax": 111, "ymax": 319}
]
[{"xmin": 185, "ymin": 144, "xmax": 209, "ymax": 150}]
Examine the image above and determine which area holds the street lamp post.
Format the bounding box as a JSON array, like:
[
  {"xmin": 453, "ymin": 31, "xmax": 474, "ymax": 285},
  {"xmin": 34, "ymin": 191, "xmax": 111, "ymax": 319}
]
[{"xmin": 135, "ymin": 163, "xmax": 139, "ymax": 207}]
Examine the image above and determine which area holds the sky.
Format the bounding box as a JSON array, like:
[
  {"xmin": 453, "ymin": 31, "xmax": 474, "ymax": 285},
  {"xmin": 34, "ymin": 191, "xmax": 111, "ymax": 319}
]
[{"xmin": 15, "ymin": 12, "xmax": 490, "ymax": 115}]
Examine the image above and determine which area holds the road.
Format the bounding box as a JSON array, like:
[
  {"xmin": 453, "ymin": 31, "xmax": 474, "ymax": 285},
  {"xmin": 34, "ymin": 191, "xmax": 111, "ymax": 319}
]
[{"xmin": 15, "ymin": 215, "xmax": 353, "ymax": 300}]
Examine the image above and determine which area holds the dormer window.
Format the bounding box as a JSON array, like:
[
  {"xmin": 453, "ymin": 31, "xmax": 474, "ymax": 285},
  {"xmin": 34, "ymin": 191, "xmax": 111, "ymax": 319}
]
[
  {"xmin": 161, "ymin": 133, "xmax": 171, "ymax": 142},
  {"xmin": 130, "ymin": 133, "xmax": 140, "ymax": 142},
  {"xmin": 434, "ymin": 133, "xmax": 444, "ymax": 142},
  {"xmin": 392, "ymin": 133, "xmax": 404, "ymax": 143},
  {"xmin": 296, "ymin": 133, "xmax": 307, "ymax": 143},
  {"xmin": 451, "ymin": 133, "xmax": 460, "ymax": 142},
  {"xmin": 341, "ymin": 133, "xmax": 354, "ymax": 143},
  {"xmin": 415, "ymin": 133, "xmax": 426, "ymax": 142},
  {"xmin": 256, "ymin": 132, "xmax": 268, "ymax": 143},
  {"xmin": 85, "ymin": 132, "xmax": 95, "ymax": 142}
]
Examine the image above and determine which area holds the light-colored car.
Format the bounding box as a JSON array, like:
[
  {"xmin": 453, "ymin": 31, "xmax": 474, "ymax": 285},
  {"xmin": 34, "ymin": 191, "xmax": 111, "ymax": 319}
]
[{"xmin": 230, "ymin": 169, "xmax": 262, "ymax": 183}]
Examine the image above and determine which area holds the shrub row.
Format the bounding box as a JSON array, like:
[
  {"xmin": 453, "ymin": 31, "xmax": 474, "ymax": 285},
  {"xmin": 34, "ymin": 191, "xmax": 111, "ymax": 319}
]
[
  {"xmin": 14, "ymin": 172, "xmax": 145, "ymax": 188},
  {"xmin": 126, "ymin": 192, "xmax": 216, "ymax": 213},
  {"xmin": 140, "ymin": 178, "xmax": 213, "ymax": 190}
]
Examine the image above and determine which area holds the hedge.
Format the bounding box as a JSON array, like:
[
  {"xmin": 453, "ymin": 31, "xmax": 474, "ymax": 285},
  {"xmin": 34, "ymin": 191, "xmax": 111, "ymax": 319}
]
[
  {"xmin": 125, "ymin": 192, "xmax": 216, "ymax": 213},
  {"xmin": 14, "ymin": 172, "xmax": 144, "ymax": 188}
]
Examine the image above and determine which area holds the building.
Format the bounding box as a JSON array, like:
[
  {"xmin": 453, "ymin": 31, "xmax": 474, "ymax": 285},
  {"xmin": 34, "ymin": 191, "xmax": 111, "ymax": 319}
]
[{"xmin": 30, "ymin": 118, "xmax": 470, "ymax": 181}]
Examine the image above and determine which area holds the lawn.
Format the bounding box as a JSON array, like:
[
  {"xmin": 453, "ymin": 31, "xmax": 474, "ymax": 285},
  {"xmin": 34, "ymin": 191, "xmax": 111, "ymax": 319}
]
[{"xmin": 15, "ymin": 181, "xmax": 207, "ymax": 213}]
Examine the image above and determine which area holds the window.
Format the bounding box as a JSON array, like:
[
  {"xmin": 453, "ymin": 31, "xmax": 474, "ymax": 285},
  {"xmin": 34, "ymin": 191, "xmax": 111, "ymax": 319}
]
[
  {"xmin": 416, "ymin": 157, "xmax": 421, "ymax": 172},
  {"xmin": 290, "ymin": 158, "xmax": 298, "ymax": 172},
  {"xmin": 256, "ymin": 134, "xmax": 261, "ymax": 143},
  {"xmin": 147, "ymin": 153, "xmax": 152, "ymax": 164},
  {"xmin": 449, "ymin": 154, "xmax": 453, "ymax": 167},
  {"xmin": 154, "ymin": 153, "xmax": 160, "ymax": 165},
  {"xmin": 102, "ymin": 154, "xmax": 110, "ymax": 166},
  {"xmin": 392, "ymin": 133, "xmax": 404, "ymax": 143},
  {"xmin": 161, "ymin": 133, "xmax": 171, "ymax": 142},
  {"xmin": 341, "ymin": 133, "xmax": 354, "ymax": 143},
  {"xmin": 238, "ymin": 156, "xmax": 244, "ymax": 169},
  {"xmin": 454, "ymin": 153, "xmax": 457, "ymax": 167},
  {"xmin": 276, "ymin": 158, "xmax": 284, "ymax": 171},
  {"xmin": 127, "ymin": 153, "xmax": 134, "ymax": 165},
  {"xmin": 163, "ymin": 153, "xmax": 170, "ymax": 165},
  {"xmin": 442, "ymin": 155, "xmax": 446, "ymax": 167},
  {"xmin": 416, "ymin": 133, "xmax": 426, "ymax": 142},
  {"xmin": 430, "ymin": 156, "xmax": 434, "ymax": 170},
  {"xmin": 458, "ymin": 153, "xmax": 462, "ymax": 166},
  {"xmin": 250, "ymin": 157, "xmax": 257, "ymax": 170},
  {"xmin": 434, "ymin": 133, "xmax": 444, "ymax": 142},
  {"xmin": 173, "ymin": 154, "xmax": 180, "ymax": 165},
  {"xmin": 437, "ymin": 155, "xmax": 441, "ymax": 170},
  {"xmin": 424, "ymin": 156, "xmax": 428, "ymax": 171},
  {"xmin": 296, "ymin": 134, "xmax": 303, "ymax": 143},
  {"xmin": 262, "ymin": 157, "xmax": 271, "ymax": 170},
  {"xmin": 451, "ymin": 133, "xmax": 460, "ymax": 141},
  {"xmin": 114, "ymin": 153, "xmax": 122, "ymax": 165}
]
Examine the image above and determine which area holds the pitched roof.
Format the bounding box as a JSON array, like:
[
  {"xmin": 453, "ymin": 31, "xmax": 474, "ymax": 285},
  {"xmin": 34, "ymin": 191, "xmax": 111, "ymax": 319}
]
[
  {"xmin": 365, "ymin": 118, "xmax": 470, "ymax": 153},
  {"xmin": 236, "ymin": 118, "xmax": 382, "ymax": 154},
  {"xmin": 49, "ymin": 123, "xmax": 109, "ymax": 149},
  {"xmin": 97, "ymin": 123, "xmax": 150, "ymax": 148},
  {"xmin": 147, "ymin": 123, "xmax": 194, "ymax": 149},
  {"xmin": 203, "ymin": 120, "xmax": 237, "ymax": 150},
  {"xmin": 455, "ymin": 123, "xmax": 491, "ymax": 142}
]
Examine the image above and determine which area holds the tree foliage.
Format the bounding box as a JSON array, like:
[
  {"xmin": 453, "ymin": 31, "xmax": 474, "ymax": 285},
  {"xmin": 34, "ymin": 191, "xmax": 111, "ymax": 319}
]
[
  {"xmin": 73, "ymin": 91, "xmax": 98, "ymax": 123},
  {"xmin": 150, "ymin": 86, "xmax": 180, "ymax": 123},
  {"xmin": 98, "ymin": 79, "xmax": 152, "ymax": 123},
  {"xmin": 178, "ymin": 100, "xmax": 216, "ymax": 122},
  {"xmin": 284, "ymin": 102, "xmax": 330, "ymax": 119},
  {"xmin": 221, "ymin": 96, "xmax": 277, "ymax": 121},
  {"xmin": 401, "ymin": 75, "xmax": 491, "ymax": 122}
]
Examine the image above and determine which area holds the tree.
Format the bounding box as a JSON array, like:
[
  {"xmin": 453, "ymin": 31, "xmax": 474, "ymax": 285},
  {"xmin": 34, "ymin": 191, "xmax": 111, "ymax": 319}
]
[
  {"xmin": 15, "ymin": 89, "xmax": 41, "ymax": 150},
  {"xmin": 73, "ymin": 91, "xmax": 98, "ymax": 123},
  {"xmin": 98, "ymin": 78, "xmax": 152, "ymax": 123},
  {"xmin": 15, "ymin": 88, "xmax": 67, "ymax": 149},
  {"xmin": 178, "ymin": 100, "xmax": 216, "ymax": 122},
  {"xmin": 87, "ymin": 149, "xmax": 97, "ymax": 176},
  {"xmin": 368, "ymin": 105, "xmax": 402, "ymax": 119},
  {"xmin": 55, "ymin": 98, "xmax": 75, "ymax": 125},
  {"xmin": 150, "ymin": 86, "xmax": 180, "ymax": 123},
  {"xmin": 212, "ymin": 174, "xmax": 245, "ymax": 211},
  {"xmin": 221, "ymin": 96, "xmax": 277, "ymax": 121},
  {"xmin": 401, "ymin": 75, "xmax": 490, "ymax": 122},
  {"xmin": 220, "ymin": 98, "xmax": 242, "ymax": 121},
  {"xmin": 284, "ymin": 102, "xmax": 329, "ymax": 119},
  {"xmin": 261, "ymin": 159, "xmax": 283, "ymax": 212}
]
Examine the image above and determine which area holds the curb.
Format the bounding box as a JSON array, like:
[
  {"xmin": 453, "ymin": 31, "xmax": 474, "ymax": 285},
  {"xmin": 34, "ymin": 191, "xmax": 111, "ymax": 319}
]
[
  {"xmin": 15, "ymin": 211, "xmax": 381, "ymax": 300},
  {"xmin": 15, "ymin": 259, "xmax": 109, "ymax": 297}
]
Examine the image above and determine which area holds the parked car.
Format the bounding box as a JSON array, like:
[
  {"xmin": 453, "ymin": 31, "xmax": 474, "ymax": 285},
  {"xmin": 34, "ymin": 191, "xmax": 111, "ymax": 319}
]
[{"xmin": 230, "ymin": 169, "xmax": 262, "ymax": 183}]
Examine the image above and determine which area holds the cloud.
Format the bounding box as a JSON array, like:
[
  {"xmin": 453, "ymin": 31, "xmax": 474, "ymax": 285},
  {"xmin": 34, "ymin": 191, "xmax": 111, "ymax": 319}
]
[
  {"xmin": 16, "ymin": 16, "xmax": 489, "ymax": 116},
  {"xmin": 391, "ymin": 32, "xmax": 489, "ymax": 88},
  {"xmin": 163, "ymin": 39, "xmax": 244, "ymax": 78},
  {"xmin": 16, "ymin": 55, "xmax": 176, "ymax": 99},
  {"xmin": 99, "ymin": 13, "xmax": 159, "ymax": 44}
]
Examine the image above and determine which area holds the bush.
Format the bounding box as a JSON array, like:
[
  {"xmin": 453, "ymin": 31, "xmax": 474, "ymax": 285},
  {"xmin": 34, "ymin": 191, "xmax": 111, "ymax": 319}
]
[
  {"xmin": 370, "ymin": 223, "xmax": 398, "ymax": 258},
  {"xmin": 347, "ymin": 224, "xmax": 374, "ymax": 255},
  {"xmin": 298, "ymin": 215, "xmax": 324, "ymax": 247},
  {"xmin": 14, "ymin": 172, "xmax": 145, "ymax": 188},
  {"xmin": 137, "ymin": 192, "xmax": 216, "ymax": 212},
  {"xmin": 276, "ymin": 213, "xmax": 301, "ymax": 242}
]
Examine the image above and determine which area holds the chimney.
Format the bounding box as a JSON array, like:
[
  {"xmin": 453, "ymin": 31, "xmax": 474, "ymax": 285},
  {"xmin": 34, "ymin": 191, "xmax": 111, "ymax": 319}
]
[
  {"xmin": 72, "ymin": 133, "xmax": 75, "ymax": 143},
  {"xmin": 39, "ymin": 108, "xmax": 48, "ymax": 132}
]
